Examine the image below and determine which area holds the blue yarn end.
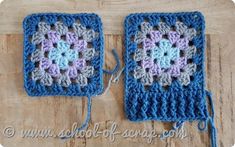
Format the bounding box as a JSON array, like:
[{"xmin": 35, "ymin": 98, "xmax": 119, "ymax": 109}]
[
  {"xmin": 60, "ymin": 95, "xmax": 92, "ymax": 139},
  {"xmin": 103, "ymin": 48, "xmax": 121, "ymax": 75},
  {"xmin": 23, "ymin": 13, "xmax": 104, "ymax": 97},
  {"xmin": 124, "ymin": 11, "xmax": 208, "ymax": 122}
]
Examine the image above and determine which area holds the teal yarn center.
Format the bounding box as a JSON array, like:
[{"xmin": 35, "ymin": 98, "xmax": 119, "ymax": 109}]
[
  {"xmin": 152, "ymin": 39, "xmax": 180, "ymax": 69},
  {"xmin": 48, "ymin": 40, "xmax": 78, "ymax": 70}
]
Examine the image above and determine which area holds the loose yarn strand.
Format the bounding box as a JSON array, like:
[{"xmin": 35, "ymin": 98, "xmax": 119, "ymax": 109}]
[
  {"xmin": 197, "ymin": 91, "xmax": 217, "ymax": 147},
  {"xmin": 74, "ymin": 95, "xmax": 92, "ymax": 135},
  {"xmin": 102, "ymin": 48, "xmax": 121, "ymax": 94},
  {"xmin": 61, "ymin": 95, "xmax": 92, "ymax": 139},
  {"xmin": 61, "ymin": 48, "xmax": 121, "ymax": 139},
  {"xmin": 206, "ymin": 91, "xmax": 217, "ymax": 147},
  {"xmin": 103, "ymin": 74, "xmax": 114, "ymax": 95},
  {"xmin": 103, "ymin": 66, "xmax": 124, "ymax": 94},
  {"xmin": 112, "ymin": 67, "xmax": 125, "ymax": 83},
  {"xmin": 103, "ymin": 48, "xmax": 120, "ymax": 75}
]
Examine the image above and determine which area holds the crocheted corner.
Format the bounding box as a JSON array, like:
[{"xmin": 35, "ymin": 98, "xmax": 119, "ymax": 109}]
[
  {"xmin": 124, "ymin": 12, "xmax": 208, "ymax": 122},
  {"xmin": 23, "ymin": 13, "xmax": 104, "ymax": 96}
]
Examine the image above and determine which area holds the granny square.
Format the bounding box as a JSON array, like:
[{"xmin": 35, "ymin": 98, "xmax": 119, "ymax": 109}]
[
  {"xmin": 23, "ymin": 13, "xmax": 103, "ymax": 96},
  {"xmin": 124, "ymin": 12, "xmax": 208, "ymax": 122}
]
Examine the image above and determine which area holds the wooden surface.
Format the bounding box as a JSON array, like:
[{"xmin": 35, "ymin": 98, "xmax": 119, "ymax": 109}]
[{"xmin": 0, "ymin": 0, "xmax": 235, "ymax": 147}]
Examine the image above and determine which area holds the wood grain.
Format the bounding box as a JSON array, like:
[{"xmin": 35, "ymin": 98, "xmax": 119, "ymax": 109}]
[
  {"xmin": 0, "ymin": 0, "xmax": 235, "ymax": 147},
  {"xmin": 0, "ymin": 0, "xmax": 235, "ymax": 34}
]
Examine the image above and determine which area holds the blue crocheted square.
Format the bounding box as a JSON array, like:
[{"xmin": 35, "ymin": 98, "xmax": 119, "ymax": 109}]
[
  {"xmin": 23, "ymin": 13, "xmax": 103, "ymax": 96},
  {"xmin": 124, "ymin": 12, "xmax": 208, "ymax": 122}
]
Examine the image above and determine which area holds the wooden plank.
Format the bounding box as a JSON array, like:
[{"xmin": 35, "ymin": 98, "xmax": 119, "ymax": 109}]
[
  {"xmin": 0, "ymin": 0, "xmax": 235, "ymax": 147},
  {"xmin": 207, "ymin": 33, "xmax": 235, "ymax": 147},
  {"xmin": 0, "ymin": 33, "xmax": 234, "ymax": 147},
  {"xmin": 0, "ymin": 0, "xmax": 235, "ymax": 34}
]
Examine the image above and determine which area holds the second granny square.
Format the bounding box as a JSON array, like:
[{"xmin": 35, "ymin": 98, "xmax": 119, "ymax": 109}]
[{"xmin": 124, "ymin": 12, "xmax": 208, "ymax": 122}]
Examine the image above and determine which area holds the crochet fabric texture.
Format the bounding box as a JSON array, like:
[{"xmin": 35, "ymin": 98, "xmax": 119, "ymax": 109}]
[
  {"xmin": 124, "ymin": 12, "xmax": 208, "ymax": 122},
  {"xmin": 23, "ymin": 13, "xmax": 103, "ymax": 96}
]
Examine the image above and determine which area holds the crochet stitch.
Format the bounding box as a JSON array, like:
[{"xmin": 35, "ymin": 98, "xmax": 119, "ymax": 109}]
[
  {"xmin": 23, "ymin": 13, "xmax": 121, "ymax": 138},
  {"xmin": 124, "ymin": 12, "xmax": 208, "ymax": 122},
  {"xmin": 124, "ymin": 12, "xmax": 217, "ymax": 147},
  {"xmin": 133, "ymin": 20, "xmax": 197, "ymax": 86},
  {"xmin": 23, "ymin": 13, "xmax": 103, "ymax": 96}
]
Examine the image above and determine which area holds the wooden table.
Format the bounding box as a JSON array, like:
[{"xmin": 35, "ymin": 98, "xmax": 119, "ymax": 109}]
[{"xmin": 0, "ymin": 0, "xmax": 234, "ymax": 147}]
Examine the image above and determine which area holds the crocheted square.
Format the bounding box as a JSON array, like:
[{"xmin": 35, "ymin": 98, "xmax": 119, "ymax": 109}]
[
  {"xmin": 124, "ymin": 12, "xmax": 208, "ymax": 122},
  {"xmin": 23, "ymin": 13, "xmax": 103, "ymax": 96}
]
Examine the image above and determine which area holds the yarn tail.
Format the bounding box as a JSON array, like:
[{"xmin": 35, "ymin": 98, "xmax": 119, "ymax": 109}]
[
  {"xmin": 103, "ymin": 48, "xmax": 121, "ymax": 94},
  {"xmin": 103, "ymin": 48, "xmax": 120, "ymax": 75},
  {"xmin": 206, "ymin": 91, "xmax": 217, "ymax": 147},
  {"xmin": 61, "ymin": 49, "xmax": 120, "ymax": 140},
  {"xmin": 61, "ymin": 95, "xmax": 92, "ymax": 139}
]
